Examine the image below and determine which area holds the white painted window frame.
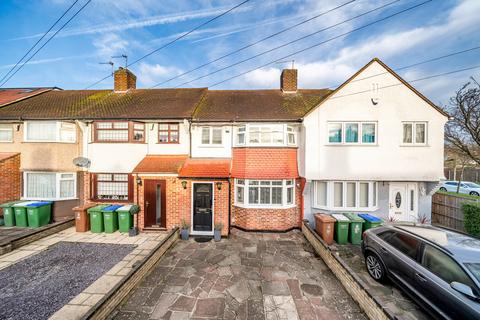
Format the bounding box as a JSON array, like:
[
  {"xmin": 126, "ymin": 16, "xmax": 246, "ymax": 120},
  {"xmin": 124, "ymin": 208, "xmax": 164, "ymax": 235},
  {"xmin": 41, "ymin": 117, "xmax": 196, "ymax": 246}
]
[
  {"xmin": 313, "ymin": 180, "xmax": 378, "ymax": 211},
  {"xmin": 22, "ymin": 171, "xmax": 77, "ymax": 201},
  {"xmin": 0, "ymin": 123, "xmax": 14, "ymax": 142},
  {"xmin": 24, "ymin": 121, "xmax": 76, "ymax": 143},
  {"xmin": 401, "ymin": 121, "xmax": 428, "ymax": 146},
  {"xmin": 234, "ymin": 178, "xmax": 295, "ymax": 209},
  {"xmin": 234, "ymin": 124, "xmax": 297, "ymax": 147},
  {"xmin": 327, "ymin": 121, "xmax": 377, "ymax": 145},
  {"xmin": 200, "ymin": 126, "xmax": 223, "ymax": 146}
]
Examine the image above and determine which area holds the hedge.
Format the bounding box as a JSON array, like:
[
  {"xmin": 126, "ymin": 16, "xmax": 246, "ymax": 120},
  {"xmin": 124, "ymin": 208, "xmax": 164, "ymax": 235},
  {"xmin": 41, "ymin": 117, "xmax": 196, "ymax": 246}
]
[{"xmin": 461, "ymin": 203, "xmax": 480, "ymax": 237}]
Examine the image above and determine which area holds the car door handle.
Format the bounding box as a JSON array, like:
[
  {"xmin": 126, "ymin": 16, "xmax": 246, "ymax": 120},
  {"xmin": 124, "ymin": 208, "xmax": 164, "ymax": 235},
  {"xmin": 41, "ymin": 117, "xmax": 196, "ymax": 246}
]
[{"xmin": 415, "ymin": 273, "xmax": 427, "ymax": 282}]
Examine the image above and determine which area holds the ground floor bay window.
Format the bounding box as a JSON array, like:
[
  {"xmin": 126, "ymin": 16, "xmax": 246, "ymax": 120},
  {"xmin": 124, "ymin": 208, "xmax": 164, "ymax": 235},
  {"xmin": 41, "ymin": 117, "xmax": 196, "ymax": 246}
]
[
  {"xmin": 314, "ymin": 180, "xmax": 377, "ymax": 211},
  {"xmin": 235, "ymin": 179, "xmax": 295, "ymax": 208},
  {"xmin": 23, "ymin": 172, "xmax": 76, "ymax": 200}
]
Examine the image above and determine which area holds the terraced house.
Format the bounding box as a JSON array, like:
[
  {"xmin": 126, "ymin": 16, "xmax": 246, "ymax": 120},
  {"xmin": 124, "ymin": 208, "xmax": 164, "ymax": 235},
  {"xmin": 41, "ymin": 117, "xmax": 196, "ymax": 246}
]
[{"xmin": 0, "ymin": 58, "xmax": 447, "ymax": 234}]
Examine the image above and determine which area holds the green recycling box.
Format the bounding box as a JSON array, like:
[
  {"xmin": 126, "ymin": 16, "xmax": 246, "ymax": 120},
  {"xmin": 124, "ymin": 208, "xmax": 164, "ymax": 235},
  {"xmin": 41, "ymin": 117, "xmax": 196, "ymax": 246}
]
[
  {"xmin": 343, "ymin": 213, "xmax": 365, "ymax": 245},
  {"xmin": 0, "ymin": 201, "xmax": 23, "ymax": 227},
  {"xmin": 26, "ymin": 201, "xmax": 53, "ymax": 228},
  {"xmin": 358, "ymin": 214, "xmax": 383, "ymax": 232},
  {"xmin": 102, "ymin": 205, "xmax": 122, "ymax": 234},
  {"xmin": 13, "ymin": 201, "xmax": 38, "ymax": 227},
  {"xmin": 87, "ymin": 204, "xmax": 109, "ymax": 233},
  {"xmin": 117, "ymin": 204, "xmax": 139, "ymax": 233},
  {"xmin": 332, "ymin": 214, "xmax": 350, "ymax": 245}
]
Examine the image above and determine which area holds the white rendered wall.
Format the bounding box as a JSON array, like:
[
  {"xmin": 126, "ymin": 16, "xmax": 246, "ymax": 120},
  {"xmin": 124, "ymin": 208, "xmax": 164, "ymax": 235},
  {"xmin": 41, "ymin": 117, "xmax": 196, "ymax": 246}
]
[{"xmin": 191, "ymin": 124, "xmax": 233, "ymax": 158}]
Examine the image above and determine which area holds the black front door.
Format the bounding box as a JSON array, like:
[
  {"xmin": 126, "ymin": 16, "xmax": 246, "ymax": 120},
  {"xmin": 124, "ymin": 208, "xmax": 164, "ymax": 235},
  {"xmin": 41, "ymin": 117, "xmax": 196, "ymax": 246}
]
[{"xmin": 193, "ymin": 183, "xmax": 213, "ymax": 232}]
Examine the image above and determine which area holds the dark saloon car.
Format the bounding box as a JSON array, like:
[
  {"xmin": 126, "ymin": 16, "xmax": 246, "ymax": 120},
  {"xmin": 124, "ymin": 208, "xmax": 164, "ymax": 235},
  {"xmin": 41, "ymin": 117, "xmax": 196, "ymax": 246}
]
[{"xmin": 362, "ymin": 224, "xmax": 480, "ymax": 320}]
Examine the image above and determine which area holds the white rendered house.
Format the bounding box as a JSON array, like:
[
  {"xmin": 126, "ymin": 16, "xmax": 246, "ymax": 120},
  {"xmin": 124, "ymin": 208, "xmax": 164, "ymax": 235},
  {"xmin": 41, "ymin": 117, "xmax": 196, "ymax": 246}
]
[{"xmin": 300, "ymin": 58, "xmax": 449, "ymax": 225}]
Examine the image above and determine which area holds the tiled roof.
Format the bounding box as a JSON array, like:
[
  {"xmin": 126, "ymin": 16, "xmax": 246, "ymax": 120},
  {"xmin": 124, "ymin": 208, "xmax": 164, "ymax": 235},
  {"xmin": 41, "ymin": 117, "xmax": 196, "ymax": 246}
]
[
  {"xmin": 179, "ymin": 158, "xmax": 231, "ymax": 178},
  {"xmin": 132, "ymin": 155, "xmax": 188, "ymax": 173},
  {"xmin": 0, "ymin": 88, "xmax": 207, "ymax": 120},
  {"xmin": 0, "ymin": 88, "xmax": 52, "ymax": 107},
  {"xmin": 231, "ymin": 148, "xmax": 298, "ymax": 179},
  {"xmin": 0, "ymin": 152, "xmax": 20, "ymax": 162},
  {"xmin": 193, "ymin": 89, "xmax": 332, "ymax": 122}
]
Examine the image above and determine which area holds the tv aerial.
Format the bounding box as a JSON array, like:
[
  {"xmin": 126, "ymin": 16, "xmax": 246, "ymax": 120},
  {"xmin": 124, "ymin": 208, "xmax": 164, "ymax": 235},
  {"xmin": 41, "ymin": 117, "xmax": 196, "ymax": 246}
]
[
  {"xmin": 112, "ymin": 54, "xmax": 128, "ymax": 69},
  {"xmin": 99, "ymin": 61, "xmax": 114, "ymax": 76}
]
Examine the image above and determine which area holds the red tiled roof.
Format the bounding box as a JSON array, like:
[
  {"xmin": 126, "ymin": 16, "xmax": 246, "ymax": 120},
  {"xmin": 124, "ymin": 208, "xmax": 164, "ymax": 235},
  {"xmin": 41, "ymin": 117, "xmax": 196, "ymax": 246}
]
[
  {"xmin": 0, "ymin": 88, "xmax": 52, "ymax": 107},
  {"xmin": 231, "ymin": 148, "xmax": 298, "ymax": 179},
  {"xmin": 0, "ymin": 152, "xmax": 20, "ymax": 162},
  {"xmin": 132, "ymin": 155, "xmax": 188, "ymax": 173},
  {"xmin": 179, "ymin": 158, "xmax": 231, "ymax": 178}
]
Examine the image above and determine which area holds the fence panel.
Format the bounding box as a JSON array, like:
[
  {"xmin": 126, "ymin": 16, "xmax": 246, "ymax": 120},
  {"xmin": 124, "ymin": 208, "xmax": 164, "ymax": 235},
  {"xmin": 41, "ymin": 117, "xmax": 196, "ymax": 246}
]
[{"xmin": 431, "ymin": 193, "xmax": 479, "ymax": 232}]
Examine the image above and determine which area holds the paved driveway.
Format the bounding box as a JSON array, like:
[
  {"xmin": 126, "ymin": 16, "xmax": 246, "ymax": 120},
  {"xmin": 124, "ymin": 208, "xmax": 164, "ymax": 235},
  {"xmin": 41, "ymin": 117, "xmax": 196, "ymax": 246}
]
[{"xmin": 111, "ymin": 229, "xmax": 366, "ymax": 319}]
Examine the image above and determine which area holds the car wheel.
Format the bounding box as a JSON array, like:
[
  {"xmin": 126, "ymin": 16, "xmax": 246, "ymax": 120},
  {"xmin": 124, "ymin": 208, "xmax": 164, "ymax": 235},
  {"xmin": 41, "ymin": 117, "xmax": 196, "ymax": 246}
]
[
  {"xmin": 365, "ymin": 252, "xmax": 387, "ymax": 283},
  {"xmin": 470, "ymin": 191, "xmax": 479, "ymax": 196},
  {"xmin": 439, "ymin": 187, "xmax": 447, "ymax": 192}
]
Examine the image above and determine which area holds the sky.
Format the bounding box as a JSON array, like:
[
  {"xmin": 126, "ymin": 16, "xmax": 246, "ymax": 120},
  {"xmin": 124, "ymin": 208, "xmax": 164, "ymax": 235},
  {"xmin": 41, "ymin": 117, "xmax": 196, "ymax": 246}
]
[{"xmin": 0, "ymin": 0, "xmax": 479, "ymax": 106}]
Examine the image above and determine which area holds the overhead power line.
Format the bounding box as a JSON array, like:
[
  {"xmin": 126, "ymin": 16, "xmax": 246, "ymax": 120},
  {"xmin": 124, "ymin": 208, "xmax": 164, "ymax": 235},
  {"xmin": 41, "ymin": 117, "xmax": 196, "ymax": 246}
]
[
  {"xmin": 0, "ymin": 0, "xmax": 92, "ymax": 88},
  {"xmin": 205, "ymin": 0, "xmax": 433, "ymax": 88},
  {"xmin": 173, "ymin": 0, "xmax": 404, "ymax": 88},
  {"xmin": 84, "ymin": 0, "xmax": 251, "ymax": 89},
  {"xmin": 0, "ymin": 0, "xmax": 81, "ymax": 86},
  {"xmin": 150, "ymin": 0, "xmax": 359, "ymax": 88}
]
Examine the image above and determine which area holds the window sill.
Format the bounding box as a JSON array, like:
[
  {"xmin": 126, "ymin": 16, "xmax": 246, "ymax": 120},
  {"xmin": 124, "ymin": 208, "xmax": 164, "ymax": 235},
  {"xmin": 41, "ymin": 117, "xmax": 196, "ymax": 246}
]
[
  {"xmin": 399, "ymin": 144, "xmax": 429, "ymax": 147},
  {"xmin": 325, "ymin": 143, "xmax": 378, "ymax": 147},
  {"xmin": 198, "ymin": 144, "xmax": 224, "ymax": 148},
  {"xmin": 312, "ymin": 206, "xmax": 378, "ymax": 212},
  {"xmin": 21, "ymin": 197, "xmax": 78, "ymax": 202},
  {"xmin": 156, "ymin": 142, "xmax": 180, "ymax": 145},
  {"xmin": 233, "ymin": 145, "xmax": 298, "ymax": 148},
  {"xmin": 23, "ymin": 141, "xmax": 77, "ymax": 144},
  {"xmin": 0, "ymin": 140, "xmax": 14, "ymax": 143},
  {"xmin": 234, "ymin": 204, "xmax": 296, "ymax": 209}
]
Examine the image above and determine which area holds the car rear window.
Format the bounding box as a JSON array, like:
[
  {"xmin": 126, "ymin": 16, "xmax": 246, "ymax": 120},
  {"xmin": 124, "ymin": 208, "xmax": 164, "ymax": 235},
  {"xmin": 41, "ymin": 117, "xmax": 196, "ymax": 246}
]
[
  {"xmin": 385, "ymin": 232, "xmax": 420, "ymax": 260},
  {"xmin": 465, "ymin": 263, "xmax": 480, "ymax": 283}
]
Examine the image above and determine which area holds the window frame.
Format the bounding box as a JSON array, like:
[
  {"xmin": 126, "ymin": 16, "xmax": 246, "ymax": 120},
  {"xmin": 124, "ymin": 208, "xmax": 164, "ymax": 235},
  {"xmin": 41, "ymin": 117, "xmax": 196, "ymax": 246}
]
[
  {"xmin": 313, "ymin": 181, "xmax": 378, "ymax": 211},
  {"xmin": 402, "ymin": 121, "xmax": 427, "ymax": 146},
  {"xmin": 92, "ymin": 121, "xmax": 145, "ymax": 143},
  {"xmin": 158, "ymin": 123, "xmax": 180, "ymax": 144},
  {"xmin": 200, "ymin": 126, "xmax": 223, "ymax": 146},
  {"xmin": 234, "ymin": 178, "xmax": 295, "ymax": 208},
  {"xmin": 24, "ymin": 121, "xmax": 76, "ymax": 143},
  {"xmin": 327, "ymin": 121, "xmax": 377, "ymax": 145},
  {"xmin": 0, "ymin": 123, "xmax": 14, "ymax": 142},
  {"xmin": 384, "ymin": 231, "xmax": 421, "ymax": 261},
  {"xmin": 23, "ymin": 171, "xmax": 77, "ymax": 201},
  {"xmin": 91, "ymin": 173, "xmax": 133, "ymax": 202},
  {"xmin": 234, "ymin": 124, "xmax": 298, "ymax": 147}
]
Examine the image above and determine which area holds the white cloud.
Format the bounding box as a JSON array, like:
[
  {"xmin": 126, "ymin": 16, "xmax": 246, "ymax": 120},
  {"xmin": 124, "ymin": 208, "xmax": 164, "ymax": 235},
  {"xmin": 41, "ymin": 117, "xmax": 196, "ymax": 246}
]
[
  {"xmin": 137, "ymin": 63, "xmax": 182, "ymax": 86},
  {"xmin": 93, "ymin": 34, "xmax": 128, "ymax": 58}
]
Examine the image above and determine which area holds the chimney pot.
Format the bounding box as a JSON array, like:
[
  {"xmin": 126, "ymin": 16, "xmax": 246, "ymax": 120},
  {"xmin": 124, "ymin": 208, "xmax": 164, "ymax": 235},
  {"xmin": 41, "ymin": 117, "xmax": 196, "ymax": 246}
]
[
  {"xmin": 114, "ymin": 67, "xmax": 136, "ymax": 92},
  {"xmin": 280, "ymin": 69, "xmax": 297, "ymax": 93}
]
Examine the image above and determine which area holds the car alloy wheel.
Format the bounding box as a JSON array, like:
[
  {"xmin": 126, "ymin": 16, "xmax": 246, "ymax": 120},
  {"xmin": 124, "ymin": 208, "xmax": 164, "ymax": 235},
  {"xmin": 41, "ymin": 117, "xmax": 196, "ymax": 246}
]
[
  {"xmin": 366, "ymin": 255, "xmax": 383, "ymax": 280},
  {"xmin": 470, "ymin": 191, "xmax": 479, "ymax": 196},
  {"xmin": 439, "ymin": 187, "xmax": 447, "ymax": 192}
]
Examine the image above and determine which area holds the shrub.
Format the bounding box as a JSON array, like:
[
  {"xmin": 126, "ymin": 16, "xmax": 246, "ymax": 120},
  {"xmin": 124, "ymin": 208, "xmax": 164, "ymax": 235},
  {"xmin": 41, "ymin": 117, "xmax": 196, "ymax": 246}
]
[{"xmin": 461, "ymin": 203, "xmax": 480, "ymax": 237}]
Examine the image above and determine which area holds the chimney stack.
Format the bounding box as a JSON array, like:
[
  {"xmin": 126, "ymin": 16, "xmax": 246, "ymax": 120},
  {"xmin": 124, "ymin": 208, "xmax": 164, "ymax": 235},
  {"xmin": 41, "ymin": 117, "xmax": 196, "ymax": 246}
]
[
  {"xmin": 114, "ymin": 67, "xmax": 136, "ymax": 92},
  {"xmin": 280, "ymin": 69, "xmax": 297, "ymax": 93}
]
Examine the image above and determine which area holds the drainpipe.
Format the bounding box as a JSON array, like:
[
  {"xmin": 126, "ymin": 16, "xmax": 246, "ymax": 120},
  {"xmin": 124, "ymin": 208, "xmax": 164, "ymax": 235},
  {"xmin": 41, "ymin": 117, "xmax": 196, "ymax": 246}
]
[
  {"xmin": 300, "ymin": 177, "xmax": 306, "ymax": 225},
  {"xmin": 228, "ymin": 178, "xmax": 231, "ymax": 236}
]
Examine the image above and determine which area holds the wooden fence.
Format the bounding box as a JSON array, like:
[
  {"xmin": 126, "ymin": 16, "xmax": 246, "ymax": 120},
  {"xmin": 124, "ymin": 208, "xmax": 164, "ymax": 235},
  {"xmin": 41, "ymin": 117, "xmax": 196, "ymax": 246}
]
[{"xmin": 431, "ymin": 193, "xmax": 479, "ymax": 232}]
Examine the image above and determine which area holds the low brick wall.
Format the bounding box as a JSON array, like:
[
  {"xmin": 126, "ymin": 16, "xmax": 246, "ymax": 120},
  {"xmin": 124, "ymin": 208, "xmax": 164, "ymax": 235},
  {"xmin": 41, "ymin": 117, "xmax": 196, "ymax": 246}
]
[
  {"xmin": 82, "ymin": 228, "xmax": 179, "ymax": 320},
  {"xmin": 0, "ymin": 218, "xmax": 75, "ymax": 255},
  {"xmin": 302, "ymin": 220, "xmax": 394, "ymax": 320}
]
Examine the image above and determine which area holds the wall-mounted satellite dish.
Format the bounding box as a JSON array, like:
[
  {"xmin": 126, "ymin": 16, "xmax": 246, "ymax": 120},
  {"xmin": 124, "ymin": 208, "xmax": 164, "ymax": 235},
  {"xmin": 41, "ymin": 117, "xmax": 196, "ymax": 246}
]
[{"xmin": 73, "ymin": 157, "xmax": 91, "ymax": 168}]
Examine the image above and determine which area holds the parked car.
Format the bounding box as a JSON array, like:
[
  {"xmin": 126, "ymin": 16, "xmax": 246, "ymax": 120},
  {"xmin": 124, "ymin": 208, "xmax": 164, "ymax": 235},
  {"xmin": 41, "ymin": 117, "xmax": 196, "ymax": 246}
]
[
  {"xmin": 362, "ymin": 225, "xmax": 480, "ymax": 320},
  {"xmin": 439, "ymin": 181, "xmax": 480, "ymax": 196}
]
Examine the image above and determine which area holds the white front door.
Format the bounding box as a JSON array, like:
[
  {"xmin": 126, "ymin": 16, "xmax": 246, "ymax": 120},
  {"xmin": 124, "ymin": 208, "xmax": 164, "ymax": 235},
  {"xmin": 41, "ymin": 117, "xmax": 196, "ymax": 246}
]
[{"xmin": 389, "ymin": 183, "xmax": 418, "ymax": 222}]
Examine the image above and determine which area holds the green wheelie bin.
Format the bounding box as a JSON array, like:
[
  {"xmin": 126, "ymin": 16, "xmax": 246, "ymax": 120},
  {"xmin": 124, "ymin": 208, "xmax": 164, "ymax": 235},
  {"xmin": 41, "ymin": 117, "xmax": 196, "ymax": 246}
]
[
  {"xmin": 117, "ymin": 204, "xmax": 139, "ymax": 233},
  {"xmin": 0, "ymin": 201, "xmax": 23, "ymax": 227},
  {"xmin": 26, "ymin": 201, "xmax": 53, "ymax": 228},
  {"xmin": 358, "ymin": 214, "xmax": 383, "ymax": 232},
  {"xmin": 332, "ymin": 214, "xmax": 350, "ymax": 245},
  {"xmin": 102, "ymin": 205, "xmax": 122, "ymax": 233},
  {"xmin": 87, "ymin": 204, "xmax": 109, "ymax": 233},
  {"xmin": 343, "ymin": 213, "xmax": 365, "ymax": 245},
  {"xmin": 13, "ymin": 201, "xmax": 38, "ymax": 227}
]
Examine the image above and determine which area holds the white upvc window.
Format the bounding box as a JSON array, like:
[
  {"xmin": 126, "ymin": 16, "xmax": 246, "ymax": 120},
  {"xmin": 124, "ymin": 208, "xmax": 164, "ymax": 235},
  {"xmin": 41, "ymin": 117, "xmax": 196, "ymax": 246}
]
[
  {"xmin": 234, "ymin": 179, "xmax": 295, "ymax": 208},
  {"xmin": 24, "ymin": 121, "xmax": 76, "ymax": 143},
  {"xmin": 0, "ymin": 124, "xmax": 13, "ymax": 142},
  {"xmin": 23, "ymin": 172, "xmax": 76, "ymax": 200},
  {"xmin": 234, "ymin": 124, "xmax": 297, "ymax": 147},
  {"xmin": 201, "ymin": 127, "xmax": 223, "ymax": 145},
  {"xmin": 313, "ymin": 181, "xmax": 378, "ymax": 211},
  {"xmin": 327, "ymin": 122, "xmax": 377, "ymax": 145},
  {"xmin": 402, "ymin": 122, "xmax": 427, "ymax": 145}
]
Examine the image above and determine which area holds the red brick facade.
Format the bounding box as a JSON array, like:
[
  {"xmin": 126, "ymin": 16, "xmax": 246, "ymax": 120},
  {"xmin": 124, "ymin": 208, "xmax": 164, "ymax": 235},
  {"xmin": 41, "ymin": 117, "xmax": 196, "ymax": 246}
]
[
  {"xmin": 0, "ymin": 153, "xmax": 21, "ymax": 206},
  {"xmin": 231, "ymin": 148, "xmax": 298, "ymax": 179}
]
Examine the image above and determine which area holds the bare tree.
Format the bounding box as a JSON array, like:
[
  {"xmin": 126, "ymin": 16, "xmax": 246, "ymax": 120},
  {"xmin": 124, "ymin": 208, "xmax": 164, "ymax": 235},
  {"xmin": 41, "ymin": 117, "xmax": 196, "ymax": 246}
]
[{"xmin": 444, "ymin": 81, "xmax": 480, "ymax": 165}]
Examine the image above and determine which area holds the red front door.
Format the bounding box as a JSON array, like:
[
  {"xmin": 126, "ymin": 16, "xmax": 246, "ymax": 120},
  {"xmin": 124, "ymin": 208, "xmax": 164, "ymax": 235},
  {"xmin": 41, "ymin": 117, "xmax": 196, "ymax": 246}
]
[{"xmin": 144, "ymin": 180, "xmax": 166, "ymax": 228}]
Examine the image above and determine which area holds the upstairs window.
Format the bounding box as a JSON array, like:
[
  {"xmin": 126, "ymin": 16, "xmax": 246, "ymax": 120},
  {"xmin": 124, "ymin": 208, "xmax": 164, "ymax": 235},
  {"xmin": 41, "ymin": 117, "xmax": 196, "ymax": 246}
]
[
  {"xmin": 158, "ymin": 123, "xmax": 179, "ymax": 143},
  {"xmin": 25, "ymin": 121, "xmax": 76, "ymax": 143},
  {"xmin": 235, "ymin": 124, "xmax": 297, "ymax": 147},
  {"xmin": 328, "ymin": 122, "xmax": 376, "ymax": 145},
  {"xmin": 93, "ymin": 121, "xmax": 145, "ymax": 143},
  {"xmin": 93, "ymin": 173, "xmax": 131, "ymax": 201},
  {"xmin": 201, "ymin": 127, "xmax": 222, "ymax": 145},
  {"xmin": 403, "ymin": 122, "xmax": 427, "ymax": 145},
  {"xmin": 0, "ymin": 124, "xmax": 13, "ymax": 142}
]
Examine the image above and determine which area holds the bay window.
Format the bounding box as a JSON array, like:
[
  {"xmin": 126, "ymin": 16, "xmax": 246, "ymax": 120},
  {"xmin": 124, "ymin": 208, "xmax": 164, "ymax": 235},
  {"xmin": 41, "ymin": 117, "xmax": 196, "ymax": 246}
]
[
  {"xmin": 327, "ymin": 122, "xmax": 376, "ymax": 145},
  {"xmin": 235, "ymin": 179, "xmax": 295, "ymax": 207},
  {"xmin": 402, "ymin": 122, "xmax": 427, "ymax": 145},
  {"xmin": 25, "ymin": 121, "xmax": 76, "ymax": 143},
  {"xmin": 93, "ymin": 173, "xmax": 131, "ymax": 201},
  {"xmin": 24, "ymin": 172, "xmax": 76, "ymax": 200},
  {"xmin": 0, "ymin": 124, "xmax": 13, "ymax": 142},
  {"xmin": 93, "ymin": 121, "xmax": 145, "ymax": 143},
  {"xmin": 201, "ymin": 127, "xmax": 223, "ymax": 145},
  {"xmin": 235, "ymin": 124, "xmax": 297, "ymax": 146},
  {"xmin": 314, "ymin": 181, "xmax": 378, "ymax": 210}
]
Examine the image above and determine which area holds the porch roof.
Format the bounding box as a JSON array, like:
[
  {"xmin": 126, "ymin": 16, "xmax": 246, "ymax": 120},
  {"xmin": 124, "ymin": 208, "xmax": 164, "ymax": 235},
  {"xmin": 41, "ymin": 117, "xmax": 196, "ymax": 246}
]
[
  {"xmin": 132, "ymin": 155, "xmax": 188, "ymax": 173},
  {"xmin": 178, "ymin": 158, "xmax": 231, "ymax": 178}
]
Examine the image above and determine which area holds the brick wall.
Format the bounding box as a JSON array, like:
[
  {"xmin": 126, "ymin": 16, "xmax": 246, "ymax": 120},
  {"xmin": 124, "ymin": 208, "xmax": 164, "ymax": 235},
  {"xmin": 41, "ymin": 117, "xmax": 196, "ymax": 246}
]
[
  {"xmin": 281, "ymin": 69, "xmax": 297, "ymax": 92},
  {"xmin": 0, "ymin": 153, "xmax": 21, "ymax": 206},
  {"xmin": 114, "ymin": 68, "xmax": 136, "ymax": 92},
  {"xmin": 231, "ymin": 148, "xmax": 298, "ymax": 179}
]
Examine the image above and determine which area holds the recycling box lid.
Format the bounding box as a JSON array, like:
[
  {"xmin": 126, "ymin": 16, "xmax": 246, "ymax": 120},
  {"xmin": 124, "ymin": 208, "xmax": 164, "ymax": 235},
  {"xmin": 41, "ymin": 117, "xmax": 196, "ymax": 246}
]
[
  {"xmin": 358, "ymin": 214, "xmax": 382, "ymax": 222},
  {"xmin": 13, "ymin": 201, "xmax": 38, "ymax": 207},
  {"xmin": 117, "ymin": 205, "xmax": 132, "ymax": 211},
  {"xmin": 103, "ymin": 204, "xmax": 123, "ymax": 212},
  {"xmin": 332, "ymin": 214, "xmax": 350, "ymax": 222},
  {"xmin": 26, "ymin": 201, "xmax": 53, "ymax": 208}
]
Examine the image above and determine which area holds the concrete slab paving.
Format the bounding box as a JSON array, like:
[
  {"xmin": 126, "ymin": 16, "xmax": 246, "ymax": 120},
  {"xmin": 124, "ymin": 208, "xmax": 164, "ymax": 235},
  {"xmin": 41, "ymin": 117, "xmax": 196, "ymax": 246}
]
[{"xmin": 111, "ymin": 229, "xmax": 366, "ymax": 319}]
